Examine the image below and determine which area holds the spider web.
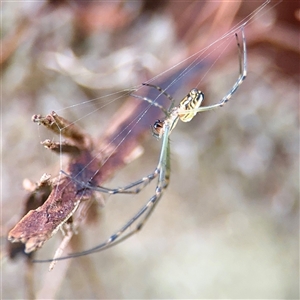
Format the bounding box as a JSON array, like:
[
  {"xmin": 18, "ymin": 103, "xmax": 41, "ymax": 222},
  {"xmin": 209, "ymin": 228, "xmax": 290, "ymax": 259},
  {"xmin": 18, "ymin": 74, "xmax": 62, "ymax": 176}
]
[
  {"xmin": 5, "ymin": 0, "xmax": 300, "ymax": 298},
  {"xmin": 4, "ymin": 0, "xmax": 282, "ymax": 268},
  {"xmin": 30, "ymin": 0, "xmax": 276, "ymax": 262},
  {"xmin": 49, "ymin": 1, "xmax": 270, "ymax": 189}
]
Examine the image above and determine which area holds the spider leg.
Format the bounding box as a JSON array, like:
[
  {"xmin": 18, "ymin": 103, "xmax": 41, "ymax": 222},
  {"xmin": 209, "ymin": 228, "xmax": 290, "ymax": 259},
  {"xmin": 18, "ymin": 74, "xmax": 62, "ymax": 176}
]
[
  {"xmin": 182, "ymin": 26, "xmax": 247, "ymax": 115},
  {"xmin": 142, "ymin": 83, "xmax": 176, "ymax": 111},
  {"xmin": 88, "ymin": 163, "xmax": 169, "ymax": 254},
  {"xmin": 142, "ymin": 83, "xmax": 175, "ymax": 103},
  {"xmin": 62, "ymin": 167, "xmax": 160, "ymax": 195},
  {"xmin": 219, "ymin": 26, "xmax": 247, "ymax": 105},
  {"xmin": 34, "ymin": 125, "xmax": 171, "ymax": 262},
  {"xmin": 89, "ymin": 169, "xmax": 161, "ymax": 194},
  {"xmin": 130, "ymin": 83, "xmax": 177, "ymax": 115},
  {"xmin": 131, "ymin": 93, "xmax": 168, "ymax": 115}
]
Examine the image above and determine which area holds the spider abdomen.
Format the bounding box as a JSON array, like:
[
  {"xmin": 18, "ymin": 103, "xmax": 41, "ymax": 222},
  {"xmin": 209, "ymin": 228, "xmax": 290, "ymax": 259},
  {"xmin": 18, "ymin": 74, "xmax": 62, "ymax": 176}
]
[{"xmin": 179, "ymin": 88, "xmax": 204, "ymax": 122}]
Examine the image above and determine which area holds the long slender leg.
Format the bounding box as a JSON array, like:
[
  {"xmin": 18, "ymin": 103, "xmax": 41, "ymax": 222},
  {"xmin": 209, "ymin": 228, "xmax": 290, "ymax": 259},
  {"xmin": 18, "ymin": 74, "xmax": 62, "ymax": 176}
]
[
  {"xmin": 34, "ymin": 125, "xmax": 171, "ymax": 262},
  {"xmin": 218, "ymin": 27, "xmax": 247, "ymax": 105},
  {"xmin": 130, "ymin": 83, "xmax": 177, "ymax": 116},
  {"xmin": 142, "ymin": 83, "xmax": 176, "ymax": 111},
  {"xmin": 62, "ymin": 168, "xmax": 160, "ymax": 195},
  {"xmin": 142, "ymin": 83, "xmax": 175, "ymax": 103},
  {"xmin": 182, "ymin": 27, "xmax": 247, "ymax": 114},
  {"xmin": 131, "ymin": 93, "xmax": 168, "ymax": 114}
]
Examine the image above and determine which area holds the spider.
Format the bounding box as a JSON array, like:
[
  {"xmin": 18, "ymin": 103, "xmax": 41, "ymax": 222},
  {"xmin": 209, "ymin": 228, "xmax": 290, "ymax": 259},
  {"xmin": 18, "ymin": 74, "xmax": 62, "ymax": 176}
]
[{"xmin": 47, "ymin": 27, "xmax": 247, "ymax": 261}]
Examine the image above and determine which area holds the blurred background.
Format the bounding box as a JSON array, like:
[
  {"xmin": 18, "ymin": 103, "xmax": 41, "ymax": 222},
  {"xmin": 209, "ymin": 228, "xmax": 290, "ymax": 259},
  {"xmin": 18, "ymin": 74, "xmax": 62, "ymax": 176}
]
[{"xmin": 2, "ymin": 0, "xmax": 299, "ymax": 299}]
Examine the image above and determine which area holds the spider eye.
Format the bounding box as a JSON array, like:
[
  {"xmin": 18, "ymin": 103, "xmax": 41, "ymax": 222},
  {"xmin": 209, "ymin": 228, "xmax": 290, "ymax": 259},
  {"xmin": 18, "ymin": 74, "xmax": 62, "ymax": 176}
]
[
  {"xmin": 190, "ymin": 89, "xmax": 204, "ymax": 105},
  {"xmin": 197, "ymin": 91, "xmax": 204, "ymax": 101},
  {"xmin": 153, "ymin": 120, "xmax": 163, "ymax": 128},
  {"xmin": 190, "ymin": 88, "xmax": 199, "ymax": 95},
  {"xmin": 189, "ymin": 89, "xmax": 204, "ymax": 103},
  {"xmin": 151, "ymin": 120, "xmax": 164, "ymax": 138}
]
